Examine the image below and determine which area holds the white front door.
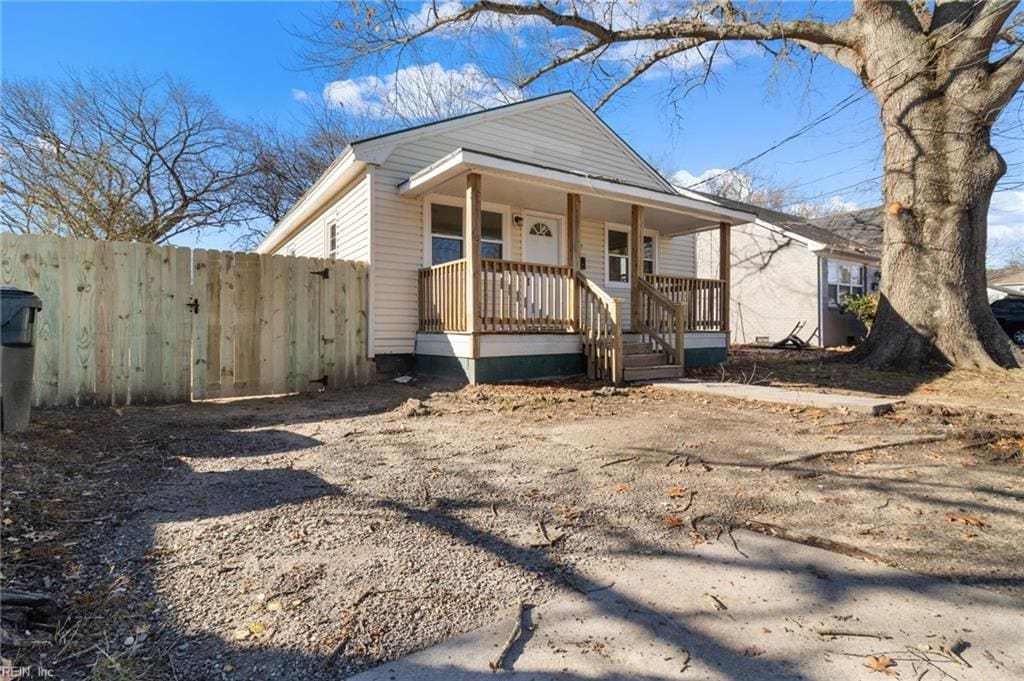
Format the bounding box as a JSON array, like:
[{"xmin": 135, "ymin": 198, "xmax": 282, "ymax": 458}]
[{"xmin": 522, "ymin": 214, "xmax": 562, "ymax": 265}]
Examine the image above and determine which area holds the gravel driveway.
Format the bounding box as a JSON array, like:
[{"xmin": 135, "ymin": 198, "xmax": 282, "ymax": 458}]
[{"xmin": 2, "ymin": 379, "xmax": 1022, "ymax": 679}]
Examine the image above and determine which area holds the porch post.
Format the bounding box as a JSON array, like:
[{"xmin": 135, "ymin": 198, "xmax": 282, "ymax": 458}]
[
  {"xmin": 630, "ymin": 204, "xmax": 644, "ymax": 331},
  {"xmin": 718, "ymin": 221, "xmax": 731, "ymax": 334},
  {"xmin": 566, "ymin": 192, "xmax": 582, "ymax": 270},
  {"xmin": 465, "ymin": 173, "xmax": 482, "ymax": 349}
]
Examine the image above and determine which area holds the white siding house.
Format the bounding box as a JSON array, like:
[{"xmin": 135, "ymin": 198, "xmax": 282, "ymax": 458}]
[
  {"xmin": 257, "ymin": 92, "xmax": 754, "ymax": 383},
  {"xmin": 696, "ymin": 201, "xmax": 883, "ymax": 347}
]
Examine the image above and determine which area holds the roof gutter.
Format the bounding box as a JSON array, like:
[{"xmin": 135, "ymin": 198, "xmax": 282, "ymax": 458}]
[{"xmin": 256, "ymin": 147, "xmax": 365, "ymax": 254}]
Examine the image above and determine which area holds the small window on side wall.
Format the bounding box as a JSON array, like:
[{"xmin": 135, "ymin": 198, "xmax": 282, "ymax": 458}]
[
  {"xmin": 607, "ymin": 229, "xmax": 629, "ymax": 283},
  {"xmin": 328, "ymin": 223, "xmax": 338, "ymax": 257},
  {"xmin": 429, "ymin": 202, "xmax": 503, "ymax": 265}
]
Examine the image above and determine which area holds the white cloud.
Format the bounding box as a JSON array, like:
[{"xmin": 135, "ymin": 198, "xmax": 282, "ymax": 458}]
[
  {"xmin": 323, "ymin": 62, "xmax": 520, "ymax": 122},
  {"xmin": 988, "ymin": 189, "xmax": 1024, "ymax": 265},
  {"xmin": 291, "ymin": 88, "xmax": 310, "ymax": 102}
]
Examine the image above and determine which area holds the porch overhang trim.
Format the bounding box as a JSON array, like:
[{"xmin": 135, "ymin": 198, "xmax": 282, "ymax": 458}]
[{"xmin": 398, "ymin": 149, "xmax": 756, "ymax": 227}]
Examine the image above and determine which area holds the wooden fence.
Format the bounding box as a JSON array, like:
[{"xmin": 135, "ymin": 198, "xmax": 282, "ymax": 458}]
[{"xmin": 0, "ymin": 233, "xmax": 370, "ymax": 407}]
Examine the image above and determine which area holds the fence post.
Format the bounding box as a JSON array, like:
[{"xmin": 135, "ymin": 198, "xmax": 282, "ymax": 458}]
[{"xmin": 611, "ymin": 298, "xmax": 624, "ymax": 385}]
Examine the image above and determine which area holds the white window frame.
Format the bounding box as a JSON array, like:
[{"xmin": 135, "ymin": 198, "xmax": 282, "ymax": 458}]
[
  {"xmin": 326, "ymin": 221, "xmax": 338, "ymax": 258},
  {"xmin": 604, "ymin": 222, "xmax": 658, "ymax": 288},
  {"xmin": 825, "ymin": 259, "xmax": 866, "ymax": 307},
  {"xmin": 422, "ymin": 193, "xmax": 510, "ymax": 267}
]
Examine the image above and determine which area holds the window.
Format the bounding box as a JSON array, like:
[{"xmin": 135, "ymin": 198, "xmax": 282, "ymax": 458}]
[
  {"xmin": 328, "ymin": 223, "xmax": 337, "ymax": 257},
  {"xmin": 606, "ymin": 229, "xmax": 655, "ymax": 282},
  {"xmin": 429, "ymin": 202, "xmax": 503, "ymax": 265},
  {"xmin": 826, "ymin": 260, "xmax": 865, "ymax": 306},
  {"xmin": 607, "ymin": 229, "xmax": 629, "ymax": 283},
  {"xmin": 643, "ymin": 235, "xmax": 655, "ymax": 274}
]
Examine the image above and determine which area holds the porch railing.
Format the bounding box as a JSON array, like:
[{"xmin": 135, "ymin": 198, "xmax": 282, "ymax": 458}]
[
  {"xmin": 480, "ymin": 259, "xmax": 575, "ymax": 332},
  {"xmin": 418, "ymin": 259, "xmax": 467, "ymax": 332},
  {"xmin": 574, "ymin": 272, "xmax": 624, "ymax": 384},
  {"xmin": 636, "ymin": 278, "xmax": 686, "ymax": 365},
  {"xmin": 644, "ymin": 274, "xmax": 727, "ymax": 331}
]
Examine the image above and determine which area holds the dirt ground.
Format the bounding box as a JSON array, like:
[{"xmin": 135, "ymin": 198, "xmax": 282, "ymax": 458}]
[
  {"xmin": 2, "ymin": 359, "xmax": 1023, "ymax": 679},
  {"xmin": 694, "ymin": 346, "xmax": 1024, "ymax": 414}
]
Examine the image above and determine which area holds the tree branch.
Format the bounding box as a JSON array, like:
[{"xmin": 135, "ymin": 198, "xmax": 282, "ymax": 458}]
[{"xmin": 988, "ymin": 42, "xmax": 1024, "ymax": 113}]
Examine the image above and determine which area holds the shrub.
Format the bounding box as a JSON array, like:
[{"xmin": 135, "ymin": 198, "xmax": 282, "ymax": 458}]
[{"xmin": 842, "ymin": 292, "xmax": 879, "ymax": 330}]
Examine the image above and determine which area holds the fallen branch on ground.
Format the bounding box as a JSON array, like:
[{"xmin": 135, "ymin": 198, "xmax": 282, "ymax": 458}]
[
  {"xmin": 745, "ymin": 521, "xmax": 892, "ymax": 565},
  {"xmin": 489, "ymin": 602, "xmax": 527, "ymax": 672},
  {"xmin": 600, "ymin": 456, "xmax": 639, "ymax": 468},
  {"xmin": 767, "ymin": 435, "xmax": 949, "ymax": 470},
  {"xmin": 816, "ymin": 629, "xmax": 893, "ymax": 640}
]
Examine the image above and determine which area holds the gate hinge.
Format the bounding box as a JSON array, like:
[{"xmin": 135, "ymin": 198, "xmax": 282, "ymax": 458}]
[
  {"xmin": 310, "ymin": 268, "xmax": 330, "ymax": 280},
  {"xmin": 186, "ymin": 298, "xmax": 200, "ymax": 314}
]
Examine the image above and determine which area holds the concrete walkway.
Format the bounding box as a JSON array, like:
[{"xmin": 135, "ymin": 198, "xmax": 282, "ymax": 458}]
[
  {"xmin": 652, "ymin": 380, "xmax": 902, "ymax": 415},
  {"xmin": 350, "ymin": 531, "xmax": 1022, "ymax": 680}
]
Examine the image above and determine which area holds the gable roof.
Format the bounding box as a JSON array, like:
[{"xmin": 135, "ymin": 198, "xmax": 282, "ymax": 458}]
[
  {"xmin": 689, "ymin": 191, "xmax": 883, "ymax": 259},
  {"xmin": 349, "ymin": 91, "xmax": 674, "ymax": 192},
  {"xmin": 258, "ymin": 91, "xmax": 680, "ymax": 253}
]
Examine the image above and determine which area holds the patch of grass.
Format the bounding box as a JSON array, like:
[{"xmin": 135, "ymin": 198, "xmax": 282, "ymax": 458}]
[{"xmin": 89, "ymin": 653, "xmax": 140, "ymax": 681}]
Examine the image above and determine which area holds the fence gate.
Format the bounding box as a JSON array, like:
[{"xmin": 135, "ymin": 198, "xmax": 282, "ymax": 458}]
[{"xmin": 0, "ymin": 234, "xmax": 369, "ymax": 407}]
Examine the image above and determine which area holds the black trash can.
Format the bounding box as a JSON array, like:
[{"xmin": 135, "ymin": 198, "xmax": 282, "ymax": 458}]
[{"xmin": 1, "ymin": 286, "xmax": 43, "ymax": 433}]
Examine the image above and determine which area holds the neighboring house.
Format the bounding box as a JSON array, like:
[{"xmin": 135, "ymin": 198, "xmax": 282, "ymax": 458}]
[
  {"xmin": 696, "ymin": 200, "xmax": 883, "ymax": 347},
  {"xmin": 257, "ymin": 92, "xmax": 755, "ymax": 383},
  {"xmin": 987, "ymin": 267, "xmax": 1024, "ymax": 302}
]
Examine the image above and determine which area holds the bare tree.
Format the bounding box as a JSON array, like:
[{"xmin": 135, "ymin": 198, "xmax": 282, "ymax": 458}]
[
  {"xmin": 685, "ymin": 168, "xmax": 854, "ymax": 218},
  {"xmin": 238, "ymin": 105, "xmax": 352, "ymax": 227},
  {"xmin": 0, "ymin": 73, "xmax": 252, "ymax": 243},
  {"xmin": 313, "ymin": 0, "xmax": 1024, "ymax": 370}
]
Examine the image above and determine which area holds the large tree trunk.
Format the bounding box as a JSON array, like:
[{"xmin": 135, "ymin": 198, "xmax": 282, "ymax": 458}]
[{"xmin": 852, "ymin": 7, "xmax": 1023, "ymax": 371}]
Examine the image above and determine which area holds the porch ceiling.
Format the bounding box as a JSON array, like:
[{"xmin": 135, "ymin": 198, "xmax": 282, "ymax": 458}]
[{"xmin": 398, "ymin": 148, "xmax": 755, "ymax": 235}]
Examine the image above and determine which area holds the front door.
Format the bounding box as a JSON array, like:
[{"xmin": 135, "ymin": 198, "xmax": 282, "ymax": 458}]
[{"xmin": 522, "ymin": 214, "xmax": 562, "ymax": 265}]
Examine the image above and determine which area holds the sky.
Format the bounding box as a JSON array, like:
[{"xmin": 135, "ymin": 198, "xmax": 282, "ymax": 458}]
[{"xmin": 2, "ymin": 1, "xmax": 1022, "ymax": 263}]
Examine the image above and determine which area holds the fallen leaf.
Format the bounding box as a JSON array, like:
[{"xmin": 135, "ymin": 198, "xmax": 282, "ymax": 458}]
[
  {"xmin": 666, "ymin": 486, "xmax": 688, "ymax": 499},
  {"xmin": 232, "ymin": 629, "xmax": 250, "ymax": 641},
  {"xmin": 248, "ymin": 622, "xmax": 266, "ymax": 635},
  {"xmin": 266, "ymin": 601, "xmax": 283, "ymax": 611},
  {"xmin": 664, "ymin": 515, "xmax": 684, "ymax": 529},
  {"xmin": 945, "ymin": 513, "xmax": 986, "ymax": 528},
  {"xmin": 611, "ymin": 483, "xmax": 629, "ymax": 494},
  {"xmin": 865, "ymin": 654, "xmax": 899, "ymax": 676},
  {"xmin": 741, "ymin": 645, "xmax": 766, "ymax": 657}
]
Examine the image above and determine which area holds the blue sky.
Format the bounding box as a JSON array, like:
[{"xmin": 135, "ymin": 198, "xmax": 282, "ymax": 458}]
[{"xmin": 3, "ymin": 1, "xmax": 1021, "ymax": 263}]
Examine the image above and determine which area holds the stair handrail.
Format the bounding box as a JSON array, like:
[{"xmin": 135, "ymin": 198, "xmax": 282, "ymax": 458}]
[
  {"xmin": 637, "ymin": 277, "xmax": 686, "ymax": 366},
  {"xmin": 573, "ymin": 272, "xmax": 624, "ymax": 384}
]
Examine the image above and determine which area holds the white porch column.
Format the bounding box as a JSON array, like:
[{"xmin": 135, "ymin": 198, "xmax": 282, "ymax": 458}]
[
  {"xmin": 465, "ymin": 173, "xmax": 482, "ymax": 348},
  {"xmin": 719, "ymin": 221, "xmax": 731, "ymax": 334}
]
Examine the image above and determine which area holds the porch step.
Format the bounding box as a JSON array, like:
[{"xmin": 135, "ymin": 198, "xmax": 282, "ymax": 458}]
[
  {"xmin": 623, "ymin": 352, "xmax": 669, "ymax": 367},
  {"xmin": 624, "ymin": 364, "xmax": 685, "ymax": 382},
  {"xmin": 621, "ymin": 333, "xmax": 645, "ymax": 343},
  {"xmin": 623, "ymin": 341, "xmax": 655, "ymax": 355}
]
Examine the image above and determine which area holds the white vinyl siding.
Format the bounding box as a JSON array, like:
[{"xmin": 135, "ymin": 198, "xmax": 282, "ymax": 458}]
[
  {"xmin": 273, "ymin": 172, "xmax": 371, "ymax": 261},
  {"xmin": 697, "ymin": 223, "xmax": 818, "ymax": 346}
]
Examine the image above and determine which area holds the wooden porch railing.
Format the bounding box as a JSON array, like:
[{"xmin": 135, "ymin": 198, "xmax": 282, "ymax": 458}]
[
  {"xmin": 644, "ymin": 274, "xmax": 727, "ymax": 331},
  {"xmin": 574, "ymin": 272, "xmax": 624, "ymax": 384},
  {"xmin": 418, "ymin": 259, "xmax": 467, "ymax": 332},
  {"xmin": 480, "ymin": 259, "xmax": 575, "ymax": 332},
  {"xmin": 636, "ymin": 278, "xmax": 686, "ymax": 365}
]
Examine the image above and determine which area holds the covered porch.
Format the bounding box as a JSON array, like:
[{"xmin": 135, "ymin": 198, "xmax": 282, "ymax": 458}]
[{"xmin": 404, "ymin": 149, "xmax": 752, "ymax": 383}]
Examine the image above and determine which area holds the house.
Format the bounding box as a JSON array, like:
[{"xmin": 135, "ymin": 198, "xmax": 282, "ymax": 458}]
[
  {"xmin": 256, "ymin": 92, "xmax": 755, "ymax": 383},
  {"xmin": 988, "ymin": 266, "xmax": 1024, "ymax": 302},
  {"xmin": 695, "ymin": 199, "xmax": 883, "ymax": 347}
]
